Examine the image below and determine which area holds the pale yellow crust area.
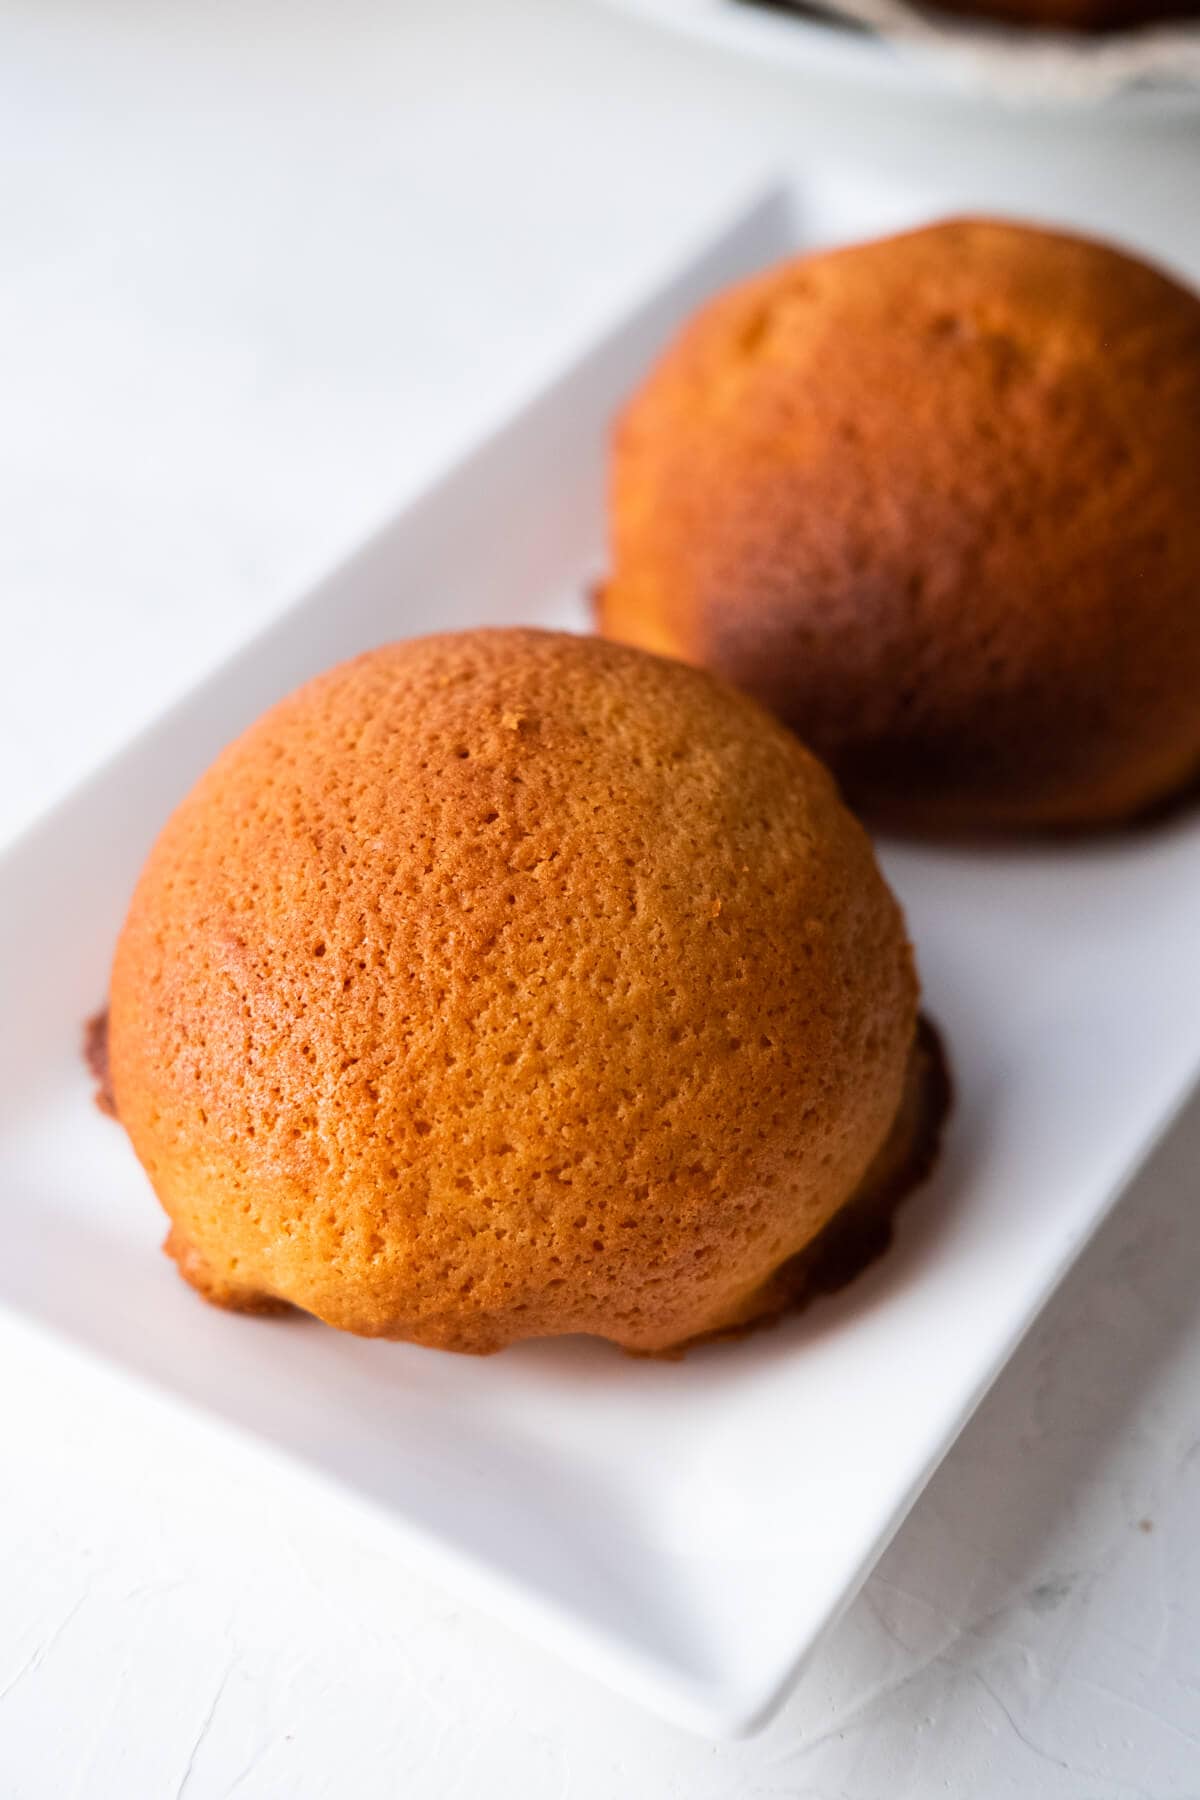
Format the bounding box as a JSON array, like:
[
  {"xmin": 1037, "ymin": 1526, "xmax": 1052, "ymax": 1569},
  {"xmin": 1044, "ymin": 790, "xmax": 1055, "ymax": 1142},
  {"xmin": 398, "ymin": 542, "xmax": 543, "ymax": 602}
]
[{"xmin": 109, "ymin": 629, "xmax": 922, "ymax": 1354}]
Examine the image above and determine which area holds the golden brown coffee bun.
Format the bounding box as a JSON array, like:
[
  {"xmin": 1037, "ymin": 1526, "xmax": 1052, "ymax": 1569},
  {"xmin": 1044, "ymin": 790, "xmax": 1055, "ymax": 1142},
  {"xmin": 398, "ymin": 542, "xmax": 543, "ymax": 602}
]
[
  {"xmin": 108, "ymin": 629, "xmax": 930, "ymax": 1354},
  {"xmin": 600, "ymin": 219, "xmax": 1200, "ymax": 832}
]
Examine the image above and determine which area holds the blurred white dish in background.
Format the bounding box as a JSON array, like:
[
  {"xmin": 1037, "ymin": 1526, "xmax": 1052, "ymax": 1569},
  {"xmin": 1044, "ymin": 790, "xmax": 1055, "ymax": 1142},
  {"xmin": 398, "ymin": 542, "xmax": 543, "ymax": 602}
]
[{"xmin": 593, "ymin": 0, "xmax": 1200, "ymax": 107}]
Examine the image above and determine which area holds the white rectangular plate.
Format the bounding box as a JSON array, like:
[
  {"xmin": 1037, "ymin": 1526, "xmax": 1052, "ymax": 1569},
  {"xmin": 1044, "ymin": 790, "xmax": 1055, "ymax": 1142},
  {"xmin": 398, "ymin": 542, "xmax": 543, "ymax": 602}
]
[{"xmin": 3, "ymin": 181, "xmax": 1200, "ymax": 1738}]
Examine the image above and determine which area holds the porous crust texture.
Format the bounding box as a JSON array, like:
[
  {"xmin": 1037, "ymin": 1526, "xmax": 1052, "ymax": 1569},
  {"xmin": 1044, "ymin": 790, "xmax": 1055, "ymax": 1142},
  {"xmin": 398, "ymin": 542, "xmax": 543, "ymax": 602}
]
[
  {"xmin": 599, "ymin": 218, "xmax": 1200, "ymax": 832},
  {"xmin": 108, "ymin": 629, "xmax": 922, "ymax": 1354}
]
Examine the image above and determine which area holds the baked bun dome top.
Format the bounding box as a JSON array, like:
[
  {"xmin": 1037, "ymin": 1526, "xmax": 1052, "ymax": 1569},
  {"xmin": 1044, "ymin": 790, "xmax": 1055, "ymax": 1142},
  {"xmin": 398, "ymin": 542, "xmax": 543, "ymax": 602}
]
[
  {"xmin": 600, "ymin": 219, "xmax": 1200, "ymax": 832},
  {"xmin": 107, "ymin": 628, "xmax": 935, "ymax": 1354}
]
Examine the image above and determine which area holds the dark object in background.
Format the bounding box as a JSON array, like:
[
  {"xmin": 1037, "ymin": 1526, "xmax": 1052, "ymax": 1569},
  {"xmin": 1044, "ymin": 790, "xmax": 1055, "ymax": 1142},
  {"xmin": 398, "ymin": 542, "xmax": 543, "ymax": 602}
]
[{"xmin": 733, "ymin": 0, "xmax": 1200, "ymax": 34}]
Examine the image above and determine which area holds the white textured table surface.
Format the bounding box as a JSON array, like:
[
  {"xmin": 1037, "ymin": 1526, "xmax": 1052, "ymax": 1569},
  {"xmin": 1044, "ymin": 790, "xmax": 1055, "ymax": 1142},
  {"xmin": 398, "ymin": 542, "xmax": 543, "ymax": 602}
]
[{"xmin": 2, "ymin": 1, "xmax": 1199, "ymax": 1793}]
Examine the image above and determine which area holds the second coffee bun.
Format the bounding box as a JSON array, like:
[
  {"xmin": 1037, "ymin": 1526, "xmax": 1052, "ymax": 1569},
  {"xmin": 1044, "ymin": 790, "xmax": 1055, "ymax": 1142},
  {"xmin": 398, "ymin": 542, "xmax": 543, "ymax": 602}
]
[{"xmin": 600, "ymin": 219, "xmax": 1200, "ymax": 832}]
